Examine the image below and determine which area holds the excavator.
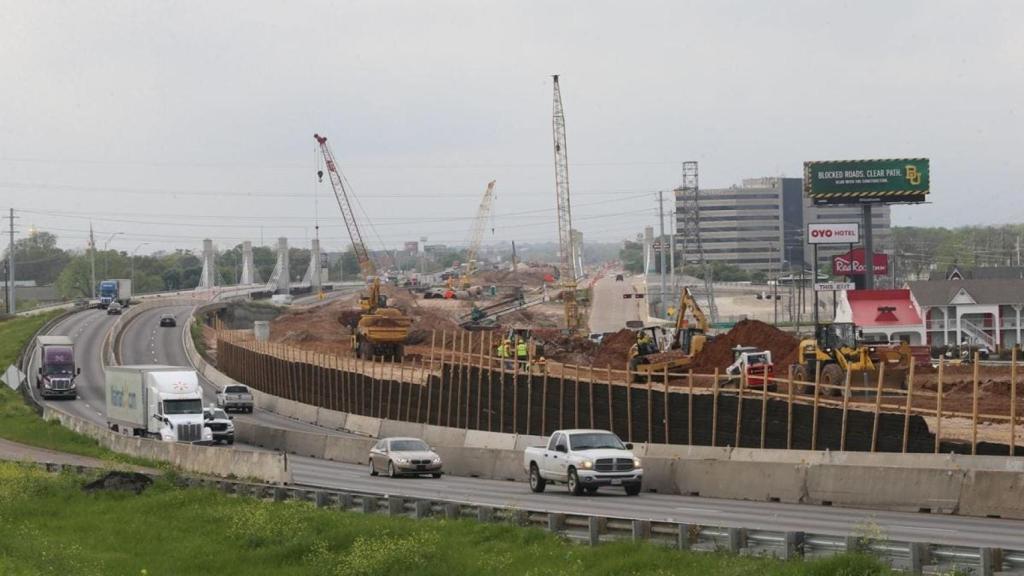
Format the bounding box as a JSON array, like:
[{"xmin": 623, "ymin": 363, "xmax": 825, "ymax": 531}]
[
  {"xmin": 626, "ymin": 287, "xmax": 711, "ymax": 381},
  {"xmin": 315, "ymin": 133, "xmax": 412, "ymax": 360},
  {"xmin": 792, "ymin": 322, "xmax": 913, "ymax": 395}
]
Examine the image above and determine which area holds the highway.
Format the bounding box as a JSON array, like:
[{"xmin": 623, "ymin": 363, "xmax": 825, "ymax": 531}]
[
  {"xmin": 589, "ymin": 273, "xmax": 646, "ymax": 334},
  {"xmin": 30, "ymin": 302, "xmax": 1024, "ymax": 551}
]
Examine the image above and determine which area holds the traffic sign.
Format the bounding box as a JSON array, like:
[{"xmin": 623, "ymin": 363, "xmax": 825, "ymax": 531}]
[
  {"xmin": 2, "ymin": 364, "xmax": 25, "ymax": 391},
  {"xmin": 814, "ymin": 282, "xmax": 855, "ymax": 292}
]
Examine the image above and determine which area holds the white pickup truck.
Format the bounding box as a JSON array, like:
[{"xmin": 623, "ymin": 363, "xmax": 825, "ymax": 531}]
[{"xmin": 523, "ymin": 429, "xmax": 643, "ymax": 496}]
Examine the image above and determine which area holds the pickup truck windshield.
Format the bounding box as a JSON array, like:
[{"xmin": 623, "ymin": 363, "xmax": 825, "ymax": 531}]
[
  {"xmin": 164, "ymin": 399, "xmax": 202, "ymax": 415},
  {"xmin": 569, "ymin": 433, "xmax": 625, "ymax": 451}
]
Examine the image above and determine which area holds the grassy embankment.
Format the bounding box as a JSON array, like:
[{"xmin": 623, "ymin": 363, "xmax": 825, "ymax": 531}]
[
  {"xmin": 0, "ymin": 312, "xmax": 155, "ymax": 466},
  {"xmin": 0, "ymin": 461, "xmax": 895, "ymax": 576}
]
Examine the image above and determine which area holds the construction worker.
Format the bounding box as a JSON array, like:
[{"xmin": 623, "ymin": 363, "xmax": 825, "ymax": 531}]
[
  {"xmin": 637, "ymin": 331, "xmax": 654, "ymax": 355},
  {"xmin": 516, "ymin": 338, "xmax": 529, "ymax": 370},
  {"xmin": 497, "ymin": 339, "xmax": 513, "ymax": 370}
]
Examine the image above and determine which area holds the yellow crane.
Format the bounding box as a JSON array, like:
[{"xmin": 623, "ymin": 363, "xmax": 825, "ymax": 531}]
[
  {"xmin": 460, "ymin": 180, "xmax": 496, "ymax": 289},
  {"xmin": 314, "ymin": 133, "xmax": 411, "ymax": 360}
]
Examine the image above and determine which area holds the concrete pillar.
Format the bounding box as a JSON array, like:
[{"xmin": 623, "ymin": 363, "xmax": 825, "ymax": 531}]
[
  {"xmin": 310, "ymin": 237, "xmax": 322, "ymax": 293},
  {"xmin": 254, "ymin": 321, "xmax": 270, "ymax": 342},
  {"xmin": 199, "ymin": 238, "xmax": 217, "ymax": 289},
  {"xmin": 241, "ymin": 240, "xmax": 255, "ymax": 285},
  {"xmin": 277, "ymin": 237, "xmax": 290, "ymax": 294}
]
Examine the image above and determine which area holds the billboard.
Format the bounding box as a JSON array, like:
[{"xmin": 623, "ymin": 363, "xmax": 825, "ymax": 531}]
[
  {"xmin": 404, "ymin": 241, "xmax": 419, "ymax": 253},
  {"xmin": 807, "ymin": 222, "xmax": 860, "ymax": 245},
  {"xmin": 804, "ymin": 158, "xmax": 929, "ymax": 205},
  {"xmin": 833, "ymin": 248, "xmax": 889, "ymax": 276}
]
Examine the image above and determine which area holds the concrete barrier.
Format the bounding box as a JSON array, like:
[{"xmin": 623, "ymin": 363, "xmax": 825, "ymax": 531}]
[
  {"xmin": 344, "ymin": 415, "xmax": 382, "ymax": 437},
  {"xmin": 45, "ymin": 408, "xmax": 290, "ymax": 484},
  {"xmin": 464, "ymin": 430, "xmax": 516, "ymax": 450},
  {"xmin": 283, "ymin": 429, "xmax": 329, "ymax": 459},
  {"xmin": 421, "ymin": 424, "xmax": 467, "ymax": 448},
  {"xmin": 958, "ymin": 470, "xmax": 1024, "ymax": 519},
  {"xmin": 323, "ymin": 435, "xmax": 376, "ymax": 465},
  {"xmin": 378, "ymin": 421, "xmax": 426, "ymax": 440},
  {"xmin": 675, "ymin": 460, "xmax": 807, "ymax": 503},
  {"xmin": 805, "ymin": 465, "xmax": 962, "ymax": 514},
  {"xmin": 437, "ymin": 446, "xmax": 498, "ymax": 479}
]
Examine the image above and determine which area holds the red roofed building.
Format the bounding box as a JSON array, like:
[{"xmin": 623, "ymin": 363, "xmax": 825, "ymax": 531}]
[{"xmin": 835, "ymin": 289, "xmax": 926, "ymax": 345}]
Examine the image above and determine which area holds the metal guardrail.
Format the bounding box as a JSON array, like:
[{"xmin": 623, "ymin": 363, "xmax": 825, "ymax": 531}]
[{"xmin": 14, "ymin": 458, "xmax": 1018, "ymax": 576}]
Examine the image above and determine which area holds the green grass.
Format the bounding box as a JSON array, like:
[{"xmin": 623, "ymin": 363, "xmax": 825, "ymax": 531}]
[
  {"xmin": 190, "ymin": 317, "xmax": 208, "ymax": 357},
  {"xmin": 0, "ymin": 312, "xmax": 158, "ymax": 468},
  {"xmin": 0, "ymin": 461, "xmax": 896, "ymax": 576}
]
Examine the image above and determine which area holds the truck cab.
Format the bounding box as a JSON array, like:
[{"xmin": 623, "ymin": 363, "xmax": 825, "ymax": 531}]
[
  {"xmin": 106, "ymin": 366, "xmax": 212, "ymax": 444},
  {"xmin": 36, "ymin": 336, "xmax": 79, "ymax": 399}
]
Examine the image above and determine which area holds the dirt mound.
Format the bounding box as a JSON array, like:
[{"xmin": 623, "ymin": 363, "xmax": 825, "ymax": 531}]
[
  {"xmin": 691, "ymin": 320, "xmax": 800, "ymax": 372},
  {"xmin": 281, "ymin": 330, "xmax": 314, "ymax": 343},
  {"xmin": 593, "ymin": 329, "xmax": 637, "ymax": 369},
  {"xmin": 530, "ymin": 329, "xmax": 598, "ymax": 365},
  {"xmin": 83, "ymin": 471, "xmax": 153, "ymax": 494}
]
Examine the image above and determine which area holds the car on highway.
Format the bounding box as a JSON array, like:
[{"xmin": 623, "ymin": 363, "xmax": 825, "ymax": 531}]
[
  {"xmin": 524, "ymin": 429, "xmax": 642, "ymax": 496},
  {"xmin": 159, "ymin": 314, "xmax": 176, "ymax": 327},
  {"xmin": 368, "ymin": 437, "xmax": 443, "ymax": 478},
  {"xmin": 106, "ymin": 302, "xmax": 123, "ymax": 316},
  {"xmin": 615, "ymin": 273, "xmax": 624, "ymax": 282},
  {"xmin": 216, "ymin": 384, "xmax": 254, "ymax": 413},
  {"xmin": 203, "ymin": 406, "xmax": 235, "ymax": 445}
]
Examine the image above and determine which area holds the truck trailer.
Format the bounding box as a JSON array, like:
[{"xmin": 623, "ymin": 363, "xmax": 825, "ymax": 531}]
[
  {"xmin": 35, "ymin": 335, "xmax": 79, "ymax": 399},
  {"xmin": 98, "ymin": 278, "xmax": 133, "ymax": 309},
  {"xmin": 105, "ymin": 365, "xmax": 212, "ymax": 444}
]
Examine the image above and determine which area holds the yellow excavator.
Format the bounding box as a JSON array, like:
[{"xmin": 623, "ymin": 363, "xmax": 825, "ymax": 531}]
[
  {"xmin": 316, "ymin": 133, "xmax": 412, "ymax": 360},
  {"xmin": 792, "ymin": 322, "xmax": 913, "ymax": 395},
  {"xmin": 626, "ymin": 287, "xmax": 711, "ymax": 380}
]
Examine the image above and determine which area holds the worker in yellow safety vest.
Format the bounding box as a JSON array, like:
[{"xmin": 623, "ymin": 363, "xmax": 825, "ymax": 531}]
[
  {"xmin": 497, "ymin": 340, "xmax": 513, "ymax": 370},
  {"xmin": 516, "ymin": 339, "xmax": 529, "ymax": 369}
]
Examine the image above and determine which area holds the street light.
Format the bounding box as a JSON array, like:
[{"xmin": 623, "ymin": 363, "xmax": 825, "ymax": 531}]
[
  {"xmin": 131, "ymin": 242, "xmax": 150, "ymax": 293},
  {"xmin": 103, "ymin": 232, "xmax": 124, "ymax": 278}
]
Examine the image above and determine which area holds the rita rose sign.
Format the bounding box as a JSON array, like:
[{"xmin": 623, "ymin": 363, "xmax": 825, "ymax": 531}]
[{"xmin": 833, "ymin": 248, "xmax": 889, "ymax": 276}]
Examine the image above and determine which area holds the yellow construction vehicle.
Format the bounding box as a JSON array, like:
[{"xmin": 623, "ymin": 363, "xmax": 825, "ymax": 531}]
[
  {"xmin": 316, "ymin": 133, "xmax": 412, "ymax": 360},
  {"xmin": 626, "ymin": 287, "xmax": 711, "ymax": 380},
  {"xmin": 792, "ymin": 322, "xmax": 912, "ymax": 395}
]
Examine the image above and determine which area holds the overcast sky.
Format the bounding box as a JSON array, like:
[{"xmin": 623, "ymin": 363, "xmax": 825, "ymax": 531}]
[{"xmin": 2, "ymin": 1, "xmax": 1022, "ymax": 255}]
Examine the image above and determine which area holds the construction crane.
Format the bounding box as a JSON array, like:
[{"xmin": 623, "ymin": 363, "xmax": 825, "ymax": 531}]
[
  {"xmin": 551, "ymin": 75, "xmax": 580, "ymax": 333},
  {"xmin": 314, "ymin": 133, "xmax": 411, "ymax": 360},
  {"xmin": 459, "ymin": 180, "xmax": 496, "ymax": 289}
]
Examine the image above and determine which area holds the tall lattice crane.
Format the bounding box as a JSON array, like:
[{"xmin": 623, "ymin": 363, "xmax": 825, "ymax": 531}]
[
  {"xmin": 315, "ymin": 133, "xmax": 374, "ymax": 279},
  {"xmin": 460, "ymin": 180, "xmax": 496, "ymax": 289},
  {"xmin": 552, "ymin": 75, "xmax": 580, "ymax": 332}
]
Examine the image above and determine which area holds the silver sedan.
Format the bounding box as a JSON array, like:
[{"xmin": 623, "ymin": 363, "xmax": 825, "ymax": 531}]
[{"xmin": 368, "ymin": 437, "xmax": 443, "ymax": 478}]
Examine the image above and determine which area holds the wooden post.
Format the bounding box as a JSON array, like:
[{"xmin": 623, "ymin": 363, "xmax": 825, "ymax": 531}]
[
  {"xmin": 711, "ymin": 369, "xmax": 719, "ymax": 447},
  {"xmin": 870, "ymin": 362, "xmax": 886, "ymax": 453},
  {"xmin": 541, "ymin": 367, "xmax": 550, "ymax": 436},
  {"xmin": 559, "ymin": 371, "xmax": 565, "ymax": 431},
  {"xmin": 903, "ymin": 361, "xmax": 917, "ymax": 454},
  {"xmin": 526, "ymin": 362, "xmax": 533, "ymax": 435},
  {"xmin": 687, "ymin": 370, "xmax": 694, "ymax": 446},
  {"xmin": 811, "ymin": 362, "xmax": 821, "ymax": 451},
  {"xmin": 1011, "ymin": 349, "xmax": 1018, "ymax": 456},
  {"xmin": 589, "ymin": 366, "xmax": 596, "ymax": 429},
  {"xmin": 646, "ymin": 372, "xmax": 653, "ymax": 444},
  {"xmin": 574, "ymin": 364, "xmax": 581, "ymax": 429},
  {"xmin": 377, "ymin": 356, "xmax": 386, "ymax": 419},
  {"xmin": 760, "ymin": 368, "xmax": 768, "ymax": 450},
  {"xmin": 935, "ymin": 359, "xmax": 944, "ymax": 454},
  {"xmin": 971, "ymin": 353, "xmax": 979, "ymax": 455},
  {"xmin": 734, "ymin": 370, "xmax": 745, "ymax": 448},
  {"xmin": 478, "ymin": 332, "xmax": 488, "ymax": 430},
  {"xmin": 466, "ymin": 332, "xmax": 473, "ymax": 430},
  {"xmin": 453, "ymin": 331, "xmax": 462, "ymax": 428},
  {"xmin": 840, "ymin": 366, "xmax": 852, "ymax": 452},
  {"xmin": 663, "ymin": 366, "xmax": 670, "ymax": 444},
  {"xmin": 607, "ymin": 366, "xmax": 614, "ymax": 437},
  {"xmin": 624, "ymin": 366, "xmax": 631, "ymax": 442},
  {"xmin": 786, "ymin": 365, "xmax": 794, "ymax": 450},
  {"xmin": 514, "ymin": 339, "xmax": 522, "ymax": 434},
  {"xmin": 503, "ymin": 343, "xmax": 511, "ymax": 433},
  {"xmin": 487, "ymin": 336, "xmax": 494, "ymax": 432},
  {"xmin": 427, "ymin": 331, "xmax": 438, "ymax": 425},
  {"xmin": 387, "ymin": 359, "xmax": 396, "ymax": 420}
]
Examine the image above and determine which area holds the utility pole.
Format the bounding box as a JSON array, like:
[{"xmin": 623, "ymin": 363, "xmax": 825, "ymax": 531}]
[
  {"xmin": 89, "ymin": 223, "xmax": 96, "ymax": 299},
  {"xmin": 658, "ymin": 191, "xmax": 667, "ymax": 317},
  {"xmin": 669, "ymin": 207, "xmax": 676, "ymax": 310},
  {"xmin": 7, "ymin": 208, "xmax": 15, "ymax": 315}
]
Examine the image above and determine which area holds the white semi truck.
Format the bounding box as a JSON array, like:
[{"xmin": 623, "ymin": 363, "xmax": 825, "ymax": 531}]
[{"xmin": 105, "ymin": 365, "xmax": 213, "ymax": 444}]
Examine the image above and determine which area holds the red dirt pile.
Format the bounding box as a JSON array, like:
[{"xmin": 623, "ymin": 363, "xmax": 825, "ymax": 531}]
[
  {"xmin": 592, "ymin": 329, "xmax": 637, "ymax": 369},
  {"xmin": 691, "ymin": 319, "xmax": 800, "ymax": 372}
]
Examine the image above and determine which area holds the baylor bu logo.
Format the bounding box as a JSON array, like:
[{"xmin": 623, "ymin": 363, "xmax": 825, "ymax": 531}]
[{"xmin": 905, "ymin": 165, "xmax": 922, "ymax": 186}]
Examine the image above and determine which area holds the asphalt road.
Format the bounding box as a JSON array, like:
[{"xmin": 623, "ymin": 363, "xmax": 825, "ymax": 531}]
[
  {"xmin": 588, "ymin": 273, "xmax": 645, "ymax": 334},
  {"xmin": 32, "ymin": 303, "xmax": 1024, "ymax": 551},
  {"xmin": 290, "ymin": 456, "xmax": 1024, "ymax": 549}
]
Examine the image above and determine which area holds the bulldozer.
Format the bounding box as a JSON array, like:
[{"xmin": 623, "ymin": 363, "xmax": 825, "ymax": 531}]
[
  {"xmin": 351, "ymin": 277, "xmax": 413, "ymax": 360},
  {"xmin": 626, "ymin": 287, "xmax": 711, "ymax": 381},
  {"xmin": 792, "ymin": 322, "xmax": 913, "ymax": 395}
]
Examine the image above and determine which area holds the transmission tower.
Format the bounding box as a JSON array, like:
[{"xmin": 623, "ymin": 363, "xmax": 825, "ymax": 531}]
[
  {"xmin": 676, "ymin": 161, "xmax": 718, "ymax": 322},
  {"xmin": 551, "ymin": 75, "xmax": 580, "ymax": 333}
]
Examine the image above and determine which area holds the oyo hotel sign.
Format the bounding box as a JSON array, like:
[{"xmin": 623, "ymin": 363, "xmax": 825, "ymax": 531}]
[{"xmin": 807, "ymin": 222, "xmax": 860, "ymax": 245}]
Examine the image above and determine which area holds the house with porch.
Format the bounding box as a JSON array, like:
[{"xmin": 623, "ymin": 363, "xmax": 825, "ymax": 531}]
[
  {"xmin": 834, "ymin": 289, "xmax": 926, "ymax": 344},
  {"xmin": 906, "ymin": 279, "xmax": 1024, "ymax": 350}
]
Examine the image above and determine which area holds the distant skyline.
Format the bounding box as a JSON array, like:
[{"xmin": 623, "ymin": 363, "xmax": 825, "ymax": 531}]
[{"xmin": 3, "ymin": 1, "xmax": 1022, "ymax": 255}]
